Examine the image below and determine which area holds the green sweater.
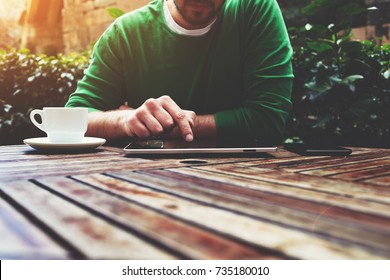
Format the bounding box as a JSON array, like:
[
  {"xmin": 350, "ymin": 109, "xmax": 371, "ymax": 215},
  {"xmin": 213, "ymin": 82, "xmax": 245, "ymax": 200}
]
[{"xmin": 66, "ymin": 0, "xmax": 293, "ymax": 144}]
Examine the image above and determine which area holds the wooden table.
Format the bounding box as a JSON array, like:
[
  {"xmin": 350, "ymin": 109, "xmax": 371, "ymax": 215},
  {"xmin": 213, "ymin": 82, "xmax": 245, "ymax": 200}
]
[{"xmin": 0, "ymin": 144, "xmax": 389, "ymax": 260}]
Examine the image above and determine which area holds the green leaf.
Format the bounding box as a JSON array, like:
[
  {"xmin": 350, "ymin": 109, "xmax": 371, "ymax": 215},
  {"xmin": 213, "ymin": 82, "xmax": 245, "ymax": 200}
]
[
  {"xmin": 4, "ymin": 104, "xmax": 12, "ymax": 113},
  {"xmin": 107, "ymin": 7, "xmax": 125, "ymax": 19},
  {"xmin": 305, "ymin": 79, "xmax": 332, "ymax": 93},
  {"xmin": 345, "ymin": 98, "xmax": 375, "ymax": 122},
  {"xmin": 302, "ymin": 0, "xmax": 330, "ymax": 16},
  {"xmin": 342, "ymin": 75, "xmax": 364, "ymax": 84},
  {"xmin": 307, "ymin": 41, "xmax": 333, "ymax": 53},
  {"xmin": 383, "ymin": 70, "xmax": 390, "ymax": 80},
  {"xmin": 338, "ymin": 3, "xmax": 366, "ymax": 16},
  {"xmin": 340, "ymin": 41, "xmax": 363, "ymax": 55},
  {"xmin": 312, "ymin": 113, "xmax": 332, "ymax": 129}
]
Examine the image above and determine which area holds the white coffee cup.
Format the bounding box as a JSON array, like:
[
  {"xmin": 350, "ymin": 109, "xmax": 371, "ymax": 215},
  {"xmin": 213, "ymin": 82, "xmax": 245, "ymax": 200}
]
[{"xmin": 30, "ymin": 107, "xmax": 88, "ymax": 143}]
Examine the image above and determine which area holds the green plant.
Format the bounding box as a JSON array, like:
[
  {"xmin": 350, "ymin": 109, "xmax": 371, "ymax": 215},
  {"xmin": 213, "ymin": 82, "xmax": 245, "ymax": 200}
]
[
  {"xmin": 107, "ymin": 7, "xmax": 125, "ymax": 19},
  {"xmin": 0, "ymin": 48, "xmax": 90, "ymax": 145},
  {"xmin": 285, "ymin": 0, "xmax": 390, "ymax": 147}
]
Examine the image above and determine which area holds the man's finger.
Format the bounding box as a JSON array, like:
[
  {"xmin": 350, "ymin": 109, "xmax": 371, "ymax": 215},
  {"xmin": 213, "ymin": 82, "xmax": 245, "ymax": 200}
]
[{"xmin": 159, "ymin": 96, "xmax": 194, "ymax": 141}]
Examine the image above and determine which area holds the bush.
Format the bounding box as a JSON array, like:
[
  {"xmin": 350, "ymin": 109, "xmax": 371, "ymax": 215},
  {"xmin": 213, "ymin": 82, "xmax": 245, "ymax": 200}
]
[
  {"xmin": 0, "ymin": 48, "xmax": 90, "ymax": 145},
  {"xmin": 285, "ymin": 0, "xmax": 390, "ymax": 148}
]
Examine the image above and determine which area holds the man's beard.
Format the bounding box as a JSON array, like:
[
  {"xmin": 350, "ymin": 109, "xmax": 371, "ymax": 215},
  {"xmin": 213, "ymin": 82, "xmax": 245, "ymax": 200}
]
[{"xmin": 173, "ymin": 0, "xmax": 223, "ymax": 28}]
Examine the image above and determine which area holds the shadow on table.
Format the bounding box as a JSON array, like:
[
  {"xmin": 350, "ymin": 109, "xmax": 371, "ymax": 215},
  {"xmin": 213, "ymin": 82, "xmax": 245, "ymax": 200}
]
[{"xmin": 23, "ymin": 147, "xmax": 107, "ymax": 155}]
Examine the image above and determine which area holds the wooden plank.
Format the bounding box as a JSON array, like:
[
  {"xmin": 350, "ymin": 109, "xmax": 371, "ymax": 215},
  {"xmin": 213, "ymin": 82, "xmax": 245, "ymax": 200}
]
[
  {"xmin": 299, "ymin": 159, "xmax": 390, "ymax": 177},
  {"xmin": 72, "ymin": 173, "xmax": 385, "ymax": 259},
  {"xmin": 0, "ymin": 146, "xmax": 117, "ymax": 161},
  {"xmin": 0, "ymin": 156, "xmax": 147, "ymax": 173},
  {"xmin": 1, "ymin": 156, "xmax": 142, "ymax": 171},
  {"xmin": 237, "ymin": 151, "xmax": 390, "ymax": 173},
  {"xmin": 33, "ymin": 176, "xmax": 274, "ymax": 260},
  {"xmin": 109, "ymin": 170, "xmax": 390, "ymax": 256},
  {"xmin": 0, "ymin": 157, "xmax": 153, "ymax": 182},
  {"xmin": 0, "ymin": 145, "xmax": 268, "ymax": 181},
  {"xmin": 169, "ymin": 167, "xmax": 390, "ymax": 216},
  {"xmin": 0, "ymin": 180, "xmax": 175, "ymax": 260},
  {"xmin": 363, "ymin": 175, "xmax": 390, "ymax": 187},
  {"xmin": 329, "ymin": 166, "xmax": 390, "ymax": 181},
  {"xmin": 0, "ymin": 196, "xmax": 68, "ymax": 259},
  {"xmin": 191, "ymin": 164, "xmax": 390, "ymax": 204}
]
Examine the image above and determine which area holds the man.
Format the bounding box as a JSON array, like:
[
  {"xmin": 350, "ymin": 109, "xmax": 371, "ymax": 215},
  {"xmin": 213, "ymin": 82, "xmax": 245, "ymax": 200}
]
[{"xmin": 66, "ymin": 0, "xmax": 293, "ymax": 145}]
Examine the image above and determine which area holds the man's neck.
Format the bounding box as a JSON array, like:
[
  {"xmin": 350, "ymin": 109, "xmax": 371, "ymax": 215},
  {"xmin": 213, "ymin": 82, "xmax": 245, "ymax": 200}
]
[{"xmin": 164, "ymin": 0, "xmax": 216, "ymax": 36}]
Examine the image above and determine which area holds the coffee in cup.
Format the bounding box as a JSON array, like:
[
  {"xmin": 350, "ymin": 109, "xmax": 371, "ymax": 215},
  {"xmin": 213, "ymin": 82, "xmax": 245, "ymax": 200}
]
[{"xmin": 30, "ymin": 107, "xmax": 88, "ymax": 143}]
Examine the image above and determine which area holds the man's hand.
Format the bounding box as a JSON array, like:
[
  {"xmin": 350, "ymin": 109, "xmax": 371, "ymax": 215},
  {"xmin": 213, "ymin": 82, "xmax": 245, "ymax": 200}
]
[
  {"xmin": 122, "ymin": 95, "xmax": 196, "ymax": 142},
  {"xmin": 86, "ymin": 96, "xmax": 216, "ymax": 141}
]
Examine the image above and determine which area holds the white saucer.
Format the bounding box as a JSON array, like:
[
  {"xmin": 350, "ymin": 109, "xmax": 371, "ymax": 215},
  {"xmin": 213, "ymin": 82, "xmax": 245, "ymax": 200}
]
[{"xmin": 24, "ymin": 137, "xmax": 106, "ymax": 150}]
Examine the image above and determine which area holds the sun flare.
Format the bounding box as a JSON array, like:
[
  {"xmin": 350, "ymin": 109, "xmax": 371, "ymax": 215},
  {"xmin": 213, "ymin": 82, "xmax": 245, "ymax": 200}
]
[{"xmin": 0, "ymin": 0, "xmax": 25, "ymax": 20}]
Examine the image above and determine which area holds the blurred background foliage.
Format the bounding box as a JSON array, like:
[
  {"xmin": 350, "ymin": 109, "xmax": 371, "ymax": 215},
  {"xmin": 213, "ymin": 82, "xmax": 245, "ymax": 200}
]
[
  {"xmin": 0, "ymin": 49, "xmax": 90, "ymax": 144},
  {"xmin": 285, "ymin": 0, "xmax": 390, "ymax": 147},
  {"xmin": 1, "ymin": 0, "xmax": 389, "ymax": 147}
]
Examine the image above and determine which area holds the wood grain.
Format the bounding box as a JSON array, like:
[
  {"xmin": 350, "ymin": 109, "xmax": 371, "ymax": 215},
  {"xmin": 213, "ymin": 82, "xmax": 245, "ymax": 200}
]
[
  {"xmin": 1, "ymin": 144, "xmax": 389, "ymax": 259},
  {"xmin": 0, "ymin": 196, "xmax": 68, "ymax": 259},
  {"xmin": 1, "ymin": 180, "xmax": 175, "ymax": 259},
  {"xmin": 108, "ymin": 169, "xmax": 390, "ymax": 258},
  {"xmin": 33, "ymin": 176, "xmax": 277, "ymax": 259},
  {"xmin": 72, "ymin": 173, "xmax": 383, "ymax": 259}
]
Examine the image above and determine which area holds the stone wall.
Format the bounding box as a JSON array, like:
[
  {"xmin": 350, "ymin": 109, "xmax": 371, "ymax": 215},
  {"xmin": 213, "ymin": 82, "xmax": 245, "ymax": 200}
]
[
  {"xmin": 20, "ymin": 0, "xmax": 64, "ymax": 54},
  {"xmin": 0, "ymin": 0, "xmax": 25, "ymax": 50},
  {"xmin": 62, "ymin": 0, "xmax": 149, "ymax": 53},
  {"xmin": 18, "ymin": 0, "xmax": 390, "ymax": 54},
  {"xmin": 20, "ymin": 0, "xmax": 149, "ymax": 54},
  {"xmin": 0, "ymin": 19, "xmax": 19, "ymax": 49}
]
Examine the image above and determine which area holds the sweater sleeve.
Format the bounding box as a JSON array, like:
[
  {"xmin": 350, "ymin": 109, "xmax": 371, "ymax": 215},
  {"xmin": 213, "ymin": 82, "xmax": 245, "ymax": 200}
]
[
  {"xmin": 65, "ymin": 21, "xmax": 127, "ymax": 112},
  {"xmin": 214, "ymin": 0, "xmax": 293, "ymax": 144}
]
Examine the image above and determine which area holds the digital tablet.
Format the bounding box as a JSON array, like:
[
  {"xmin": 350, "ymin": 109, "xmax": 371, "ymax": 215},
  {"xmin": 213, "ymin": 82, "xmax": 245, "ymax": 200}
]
[{"xmin": 123, "ymin": 139, "xmax": 278, "ymax": 155}]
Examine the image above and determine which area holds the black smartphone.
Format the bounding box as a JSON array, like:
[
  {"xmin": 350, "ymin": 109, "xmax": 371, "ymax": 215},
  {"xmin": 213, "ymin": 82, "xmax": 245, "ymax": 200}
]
[{"xmin": 284, "ymin": 143, "xmax": 352, "ymax": 156}]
